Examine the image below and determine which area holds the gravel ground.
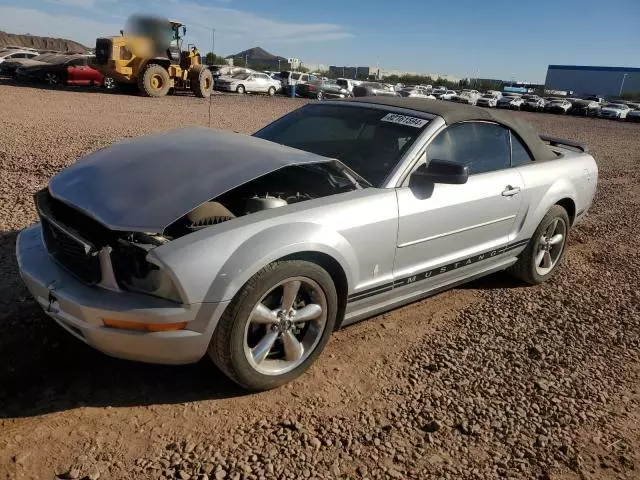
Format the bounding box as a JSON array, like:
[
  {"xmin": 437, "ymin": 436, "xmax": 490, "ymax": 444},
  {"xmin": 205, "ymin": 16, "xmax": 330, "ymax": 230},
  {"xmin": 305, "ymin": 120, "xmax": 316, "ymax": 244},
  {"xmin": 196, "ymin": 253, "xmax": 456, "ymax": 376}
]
[{"xmin": 0, "ymin": 84, "xmax": 638, "ymax": 480}]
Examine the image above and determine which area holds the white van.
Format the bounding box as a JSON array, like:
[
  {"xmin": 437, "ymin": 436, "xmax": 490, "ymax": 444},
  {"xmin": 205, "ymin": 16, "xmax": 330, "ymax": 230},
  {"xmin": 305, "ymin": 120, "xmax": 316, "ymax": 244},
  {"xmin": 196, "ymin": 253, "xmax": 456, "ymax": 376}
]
[
  {"xmin": 336, "ymin": 78, "xmax": 363, "ymax": 93},
  {"xmin": 279, "ymin": 71, "xmax": 316, "ymax": 87}
]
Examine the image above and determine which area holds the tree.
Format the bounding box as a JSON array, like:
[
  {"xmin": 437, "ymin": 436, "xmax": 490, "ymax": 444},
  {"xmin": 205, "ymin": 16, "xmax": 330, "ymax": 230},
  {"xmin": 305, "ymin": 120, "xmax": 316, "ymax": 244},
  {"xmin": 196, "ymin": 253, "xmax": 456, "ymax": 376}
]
[{"xmin": 204, "ymin": 52, "xmax": 227, "ymax": 65}]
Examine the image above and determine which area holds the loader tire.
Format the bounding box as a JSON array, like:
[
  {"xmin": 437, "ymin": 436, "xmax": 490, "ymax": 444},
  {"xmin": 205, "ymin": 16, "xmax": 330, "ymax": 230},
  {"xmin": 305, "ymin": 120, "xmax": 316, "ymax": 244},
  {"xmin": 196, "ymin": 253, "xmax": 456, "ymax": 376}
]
[
  {"xmin": 190, "ymin": 65, "xmax": 213, "ymax": 98},
  {"xmin": 138, "ymin": 64, "xmax": 171, "ymax": 97}
]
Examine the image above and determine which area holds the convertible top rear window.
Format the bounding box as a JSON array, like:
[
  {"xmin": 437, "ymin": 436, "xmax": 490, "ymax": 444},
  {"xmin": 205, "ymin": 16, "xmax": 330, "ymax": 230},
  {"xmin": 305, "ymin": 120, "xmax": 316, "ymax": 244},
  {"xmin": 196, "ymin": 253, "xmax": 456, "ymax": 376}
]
[{"xmin": 254, "ymin": 104, "xmax": 429, "ymax": 186}]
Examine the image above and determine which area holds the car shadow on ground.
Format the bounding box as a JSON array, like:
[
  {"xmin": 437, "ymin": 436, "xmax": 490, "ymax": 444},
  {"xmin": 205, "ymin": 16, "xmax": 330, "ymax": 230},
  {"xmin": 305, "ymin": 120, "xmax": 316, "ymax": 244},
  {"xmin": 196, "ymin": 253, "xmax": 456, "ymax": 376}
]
[
  {"xmin": 460, "ymin": 269, "xmax": 527, "ymax": 290},
  {"xmin": 0, "ymin": 229, "xmax": 247, "ymax": 420},
  {"xmin": 0, "ymin": 226, "xmax": 526, "ymax": 419}
]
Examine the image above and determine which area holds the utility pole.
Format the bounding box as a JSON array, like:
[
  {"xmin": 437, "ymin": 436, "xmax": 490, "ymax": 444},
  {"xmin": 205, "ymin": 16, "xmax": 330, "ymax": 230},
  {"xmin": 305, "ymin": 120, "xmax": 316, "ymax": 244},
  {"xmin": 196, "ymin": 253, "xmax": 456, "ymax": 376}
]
[
  {"xmin": 245, "ymin": 54, "xmax": 248, "ymax": 67},
  {"xmin": 619, "ymin": 73, "xmax": 629, "ymax": 96},
  {"xmin": 211, "ymin": 28, "xmax": 215, "ymax": 65}
]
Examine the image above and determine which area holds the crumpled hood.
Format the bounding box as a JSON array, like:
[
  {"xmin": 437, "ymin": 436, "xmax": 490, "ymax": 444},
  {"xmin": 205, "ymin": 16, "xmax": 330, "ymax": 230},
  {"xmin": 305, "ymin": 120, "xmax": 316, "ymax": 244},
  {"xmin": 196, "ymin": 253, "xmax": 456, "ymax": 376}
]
[{"xmin": 49, "ymin": 127, "xmax": 331, "ymax": 233}]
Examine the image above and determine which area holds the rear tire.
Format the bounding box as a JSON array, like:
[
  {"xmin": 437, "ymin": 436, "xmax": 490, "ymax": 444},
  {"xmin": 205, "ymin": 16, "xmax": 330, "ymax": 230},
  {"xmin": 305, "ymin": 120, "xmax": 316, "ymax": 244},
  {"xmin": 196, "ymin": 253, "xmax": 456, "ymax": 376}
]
[
  {"xmin": 138, "ymin": 64, "xmax": 171, "ymax": 97},
  {"xmin": 189, "ymin": 65, "xmax": 213, "ymax": 98},
  {"xmin": 208, "ymin": 260, "xmax": 338, "ymax": 391},
  {"xmin": 507, "ymin": 205, "xmax": 570, "ymax": 285}
]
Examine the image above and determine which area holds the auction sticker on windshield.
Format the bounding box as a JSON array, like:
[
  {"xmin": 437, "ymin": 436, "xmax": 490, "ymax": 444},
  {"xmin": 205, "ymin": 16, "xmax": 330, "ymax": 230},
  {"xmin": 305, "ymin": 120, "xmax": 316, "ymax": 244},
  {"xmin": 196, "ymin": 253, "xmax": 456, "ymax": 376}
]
[{"xmin": 381, "ymin": 113, "xmax": 429, "ymax": 128}]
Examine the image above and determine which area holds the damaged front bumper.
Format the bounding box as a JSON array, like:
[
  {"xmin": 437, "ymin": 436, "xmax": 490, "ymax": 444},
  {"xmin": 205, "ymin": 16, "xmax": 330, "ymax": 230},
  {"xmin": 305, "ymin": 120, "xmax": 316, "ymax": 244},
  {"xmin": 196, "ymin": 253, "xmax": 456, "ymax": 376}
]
[{"xmin": 16, "ymin": 224, "xmax": 229, "ymax": 365}]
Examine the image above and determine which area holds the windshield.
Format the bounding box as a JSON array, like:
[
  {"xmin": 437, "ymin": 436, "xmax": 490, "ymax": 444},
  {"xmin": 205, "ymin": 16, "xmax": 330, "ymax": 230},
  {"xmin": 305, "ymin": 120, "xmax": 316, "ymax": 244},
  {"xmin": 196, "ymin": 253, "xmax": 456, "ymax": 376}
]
[
  {"xmin": 336, "ymin": 79, "xmax": 348, "ymax": 88},
  {"xmin": 605, "ymin": 104, "xmax": 625, "ymax": 109},
  {"xmin": 481, "ymin": 95, "xmax": 494, "ymax": 99},
  {"xmin": 233, "ymin": 73, "xmax": 251, "ymax": 80},
  {"xmin": 291, "ymin": 73, "xmax": 301, "ymax": 80},
  {"xmin": 254, "ymin": 104, "xmax": 429, "ymax": 187}
]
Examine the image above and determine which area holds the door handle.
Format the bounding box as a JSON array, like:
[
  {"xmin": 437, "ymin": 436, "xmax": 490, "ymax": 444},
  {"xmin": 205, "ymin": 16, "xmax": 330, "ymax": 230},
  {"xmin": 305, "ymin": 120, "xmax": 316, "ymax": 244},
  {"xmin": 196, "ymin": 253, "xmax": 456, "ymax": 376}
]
[{"xmin": 502, "ymin": 185, "xmax": 521, "ymax": 196}]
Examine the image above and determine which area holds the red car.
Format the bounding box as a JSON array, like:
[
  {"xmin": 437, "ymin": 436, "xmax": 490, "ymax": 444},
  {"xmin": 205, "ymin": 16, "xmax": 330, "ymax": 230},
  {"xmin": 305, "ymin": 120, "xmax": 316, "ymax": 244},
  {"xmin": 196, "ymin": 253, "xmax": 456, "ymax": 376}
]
[{"xmin": 16, "ymin": 55, "xmax": 110, "ymax": 87}]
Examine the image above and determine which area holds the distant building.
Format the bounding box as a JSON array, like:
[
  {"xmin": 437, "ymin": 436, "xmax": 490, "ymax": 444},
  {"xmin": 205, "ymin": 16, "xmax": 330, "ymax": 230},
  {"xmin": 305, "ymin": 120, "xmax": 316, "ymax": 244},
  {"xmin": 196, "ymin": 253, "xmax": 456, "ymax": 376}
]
[
  {"xmin": 545, "ymin": 65, "xmax": 640, "ymax": 97},
  {"xmin": 226, "ymin": 47, "xmax": 289, "ymax": 71},
  {"xmin": 329, "ymin": 66, "xmax": 371, "ymax": 79},
  {"xmin": 328, "ymin": 65, "xmax": 461, "ymax": 83}
]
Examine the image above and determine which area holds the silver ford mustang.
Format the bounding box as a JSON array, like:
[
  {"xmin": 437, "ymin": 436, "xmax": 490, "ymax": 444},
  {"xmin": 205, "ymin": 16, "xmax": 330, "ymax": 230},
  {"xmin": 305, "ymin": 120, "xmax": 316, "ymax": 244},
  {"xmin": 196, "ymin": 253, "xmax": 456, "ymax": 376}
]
[{"xmin": 17, "ymin": 98, "xmax": 598, "ymax": 390}]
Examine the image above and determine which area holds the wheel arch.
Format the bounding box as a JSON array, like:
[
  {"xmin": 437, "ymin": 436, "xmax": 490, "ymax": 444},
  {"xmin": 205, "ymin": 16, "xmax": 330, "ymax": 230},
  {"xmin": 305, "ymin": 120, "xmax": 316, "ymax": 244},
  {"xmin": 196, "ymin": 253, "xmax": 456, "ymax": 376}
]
[
  {"xmin": 522, "ymin": 178, "xmax": 578, "ymax": 240},
  {"xmin": 555, "ymin": 197, "xmax": 576, "ymax": 225},
  {"xmin": 279, "ymin": 251, "xmax": 348, "ymax": 330},
  {"xmin": 143, "ymin": 58, "xmax": 171, "ymax": 69},
  {"xmin": 153, "ymin": 221, "xmax": 359, "ymax": 307}
]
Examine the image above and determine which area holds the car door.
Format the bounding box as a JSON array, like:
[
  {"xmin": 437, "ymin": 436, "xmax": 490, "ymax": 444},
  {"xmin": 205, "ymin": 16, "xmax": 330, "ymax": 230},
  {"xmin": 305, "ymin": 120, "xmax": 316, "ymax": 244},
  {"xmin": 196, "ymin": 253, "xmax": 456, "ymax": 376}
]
[
  {"xmin": 255, "ymin": 73, "xmax": 269, "ymax": 92},
  {"xmin": 393, "ymin": 121, "xmax": 524, "ymax": 292}
]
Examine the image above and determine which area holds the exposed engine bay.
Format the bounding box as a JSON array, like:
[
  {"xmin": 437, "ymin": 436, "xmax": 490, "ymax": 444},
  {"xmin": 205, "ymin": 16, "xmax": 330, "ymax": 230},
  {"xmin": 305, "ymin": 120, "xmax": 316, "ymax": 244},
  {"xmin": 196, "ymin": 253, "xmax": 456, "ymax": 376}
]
[
  {"xmin": 164, "ymin": 163, "xmax": 363, "ymax": 239},
  {"xmin": 36, "ymin": 162, "xmax": 364, "ymax": 301}
]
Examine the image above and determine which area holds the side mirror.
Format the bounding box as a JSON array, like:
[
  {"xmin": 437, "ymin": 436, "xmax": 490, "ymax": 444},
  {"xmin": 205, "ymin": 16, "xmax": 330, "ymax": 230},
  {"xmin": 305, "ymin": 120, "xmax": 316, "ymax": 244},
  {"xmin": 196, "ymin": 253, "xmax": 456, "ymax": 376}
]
[{"xmin": 411, "ymin": 159, "xmax": 469, "ymax": 185}]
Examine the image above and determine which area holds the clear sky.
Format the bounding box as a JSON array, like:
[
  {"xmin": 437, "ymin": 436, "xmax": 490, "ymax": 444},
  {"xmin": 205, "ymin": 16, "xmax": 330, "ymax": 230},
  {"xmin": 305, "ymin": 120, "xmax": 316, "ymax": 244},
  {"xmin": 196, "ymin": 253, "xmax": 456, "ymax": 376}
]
[{"xmin": 0, "ymin": 0, "xmax": 638, "ymax": 82}]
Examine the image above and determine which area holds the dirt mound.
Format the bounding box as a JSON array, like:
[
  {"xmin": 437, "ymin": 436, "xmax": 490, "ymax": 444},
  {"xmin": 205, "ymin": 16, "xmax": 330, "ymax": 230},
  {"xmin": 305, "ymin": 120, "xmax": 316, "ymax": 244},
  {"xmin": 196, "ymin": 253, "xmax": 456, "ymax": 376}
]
[{"xmin": 0, "ymin": 31, "xmax": 88, "ymax": 53}]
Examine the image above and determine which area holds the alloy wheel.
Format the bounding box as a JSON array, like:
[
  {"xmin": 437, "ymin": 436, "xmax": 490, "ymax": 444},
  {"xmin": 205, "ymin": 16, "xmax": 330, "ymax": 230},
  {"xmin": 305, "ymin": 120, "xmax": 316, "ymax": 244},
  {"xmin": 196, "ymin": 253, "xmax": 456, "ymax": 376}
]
[
  {"xmin": 243, "ymin": 277, "xmax": 327, "ymax": 376},
  {"xmin": 45, "ymin": 73, "xmax": 58, "ymax": 85},
  {"xmin": 534, "ymin": 217, "xmax": 567, "ymax": 276}
]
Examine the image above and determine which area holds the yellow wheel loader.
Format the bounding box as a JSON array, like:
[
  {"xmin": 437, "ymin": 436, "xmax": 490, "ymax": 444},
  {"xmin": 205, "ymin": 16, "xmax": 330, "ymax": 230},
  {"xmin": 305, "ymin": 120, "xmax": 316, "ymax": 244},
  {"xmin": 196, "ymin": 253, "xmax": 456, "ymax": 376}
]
[{"xmin": 94, "ymin": 19, "xmax": 213, "ymax": 98}]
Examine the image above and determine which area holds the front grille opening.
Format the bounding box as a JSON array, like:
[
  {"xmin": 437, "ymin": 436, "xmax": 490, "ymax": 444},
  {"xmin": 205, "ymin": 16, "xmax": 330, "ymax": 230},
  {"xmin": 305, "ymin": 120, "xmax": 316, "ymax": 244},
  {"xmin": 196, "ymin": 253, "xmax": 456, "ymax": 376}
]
[{"xmin": 36, "ymin": 189, "xmax": 106, "ymax": 285}]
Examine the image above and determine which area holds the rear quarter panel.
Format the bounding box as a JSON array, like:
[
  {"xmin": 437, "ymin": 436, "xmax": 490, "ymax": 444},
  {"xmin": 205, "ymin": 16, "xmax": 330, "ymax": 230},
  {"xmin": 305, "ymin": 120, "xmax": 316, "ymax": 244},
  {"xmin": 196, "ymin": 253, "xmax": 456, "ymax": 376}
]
[{"xmin": 515, "ymin": 150, "xmax": 597, "ymax": 239}]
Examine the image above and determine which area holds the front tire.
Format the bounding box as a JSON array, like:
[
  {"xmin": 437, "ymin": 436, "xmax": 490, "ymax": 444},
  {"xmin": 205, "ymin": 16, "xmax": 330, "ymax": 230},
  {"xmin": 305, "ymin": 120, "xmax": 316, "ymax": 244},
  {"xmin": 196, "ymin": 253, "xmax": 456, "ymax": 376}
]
[
  {"xmin": 508, "ymin": 205, "xmax": 570, "ymax": 285},
  {"xmin": 138, "ymin": 64, "xmax": 171, "ymax": 97},
  {"xmin": 236, "ymin": 84, "xmax": 245, "ymax": 94},
  {"xmin": 189, "ymin": 65, "xmax": 213, "ymax": 98},
  {"xmin": 267, "ymin": 86, "xmax": 276, "ymax": 96},
  {"xmin": 209, "ymin": 260, "xmax": 338, "ymax": 391}
]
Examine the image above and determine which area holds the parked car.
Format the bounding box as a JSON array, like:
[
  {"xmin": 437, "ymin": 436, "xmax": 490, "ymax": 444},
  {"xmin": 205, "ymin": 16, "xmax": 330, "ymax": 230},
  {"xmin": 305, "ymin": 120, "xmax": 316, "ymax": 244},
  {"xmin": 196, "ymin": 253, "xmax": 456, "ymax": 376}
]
[
  {"xmin": 0, "ymin": 53, "xmax": 63, "ymax": 77},
  {"xmin": 279, "ymin": 71, "xmax": 315, "ymax": 89},
  {"xmin": 352, "ymin": 82, "xmax": 400, "ymax": 97},
  {"xmin": 210, "ymin": 66, "xmax": 253, "ymax": 79},
  {"xmin": 599, "ymin": 103, "xmax": 631, "ymax": 120},
  {"xmin": 431, "ymin": 87, "xmax": 447, "ymax": 97},
  {"xmin": 626, "ymin": 109, "xmax": 640, "ymax": 123},
  {"xmin": 399, "ymin": 85, "xmax": 435, "ymax": 99},
  {"xmin": 622, "ymin": 101, "xmax": 640, "ymax": 110},
  {"xmin": 476, "ymin": 94, "xmax": 499, "ymax": 108},
  {"xmin": 335, "ymin": 78, "xmax": 362, "ymax": 93},
  {"xmin": 451, "ymin": 89, "xmax": 479, "ymax": 105},
  {"xmin": 438, "ymin": 90, "xmax": 458, "ymax": 100},
  {"xmin": 497, "ymin": 95, "xmax": 524, "ymax": 110},
  {"xmin": 16, "ymin": 55, "xmax": 105, "ymax": 87},
  {"xmin": 295, "ymin": 79, "xmax": 351, "ymax": 100},
  {"xmin": 521, "ymin": 96, "xmax": 546, "ymax": 112},
  {"xmin": 584, "ymin": 95, "xmax": 606, "ymax": 105},
  {"xmin": 0, "ymin": 49, "xmax": 39, "ymax": 65},
  {"xmin": 17, "ymin": 99, "xmax": 598, "ymax": 390},
  {"xmin": 215, "ymin": 72, "xmax": 281, "ymax": 95},
  {"xmin": 546, "ymin": 99, "xmax": 573, "ymax": 114},
  {"xmin": 569, "ymin": 99, "xmax": 601, "ymax": 117}
]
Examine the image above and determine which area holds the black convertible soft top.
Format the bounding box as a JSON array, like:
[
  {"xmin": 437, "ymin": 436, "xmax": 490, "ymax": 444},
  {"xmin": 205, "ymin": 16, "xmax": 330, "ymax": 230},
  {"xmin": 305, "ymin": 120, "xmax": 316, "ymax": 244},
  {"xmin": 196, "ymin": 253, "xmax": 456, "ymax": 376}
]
[{"xmin": 345, "ymin": 97, "xmax": 557, "ymax": 162}]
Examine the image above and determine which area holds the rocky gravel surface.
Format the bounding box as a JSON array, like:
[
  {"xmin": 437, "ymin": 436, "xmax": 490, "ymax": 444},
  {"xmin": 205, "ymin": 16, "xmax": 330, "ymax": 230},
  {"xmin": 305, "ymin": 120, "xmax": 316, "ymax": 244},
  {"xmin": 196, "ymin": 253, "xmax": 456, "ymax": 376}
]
[{"xmin": 0, "ymin": 84, "xmax": 638, "ymax": 479}]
